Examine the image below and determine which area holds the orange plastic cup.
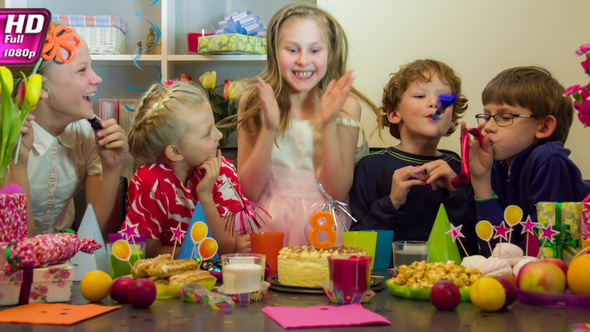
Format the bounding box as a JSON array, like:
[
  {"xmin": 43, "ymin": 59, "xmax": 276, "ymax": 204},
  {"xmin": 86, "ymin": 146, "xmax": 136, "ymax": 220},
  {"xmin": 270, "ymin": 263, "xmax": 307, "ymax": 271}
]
[{"xmin": 250, "ymin": 232, "xmax": 284, "ymax": 274}]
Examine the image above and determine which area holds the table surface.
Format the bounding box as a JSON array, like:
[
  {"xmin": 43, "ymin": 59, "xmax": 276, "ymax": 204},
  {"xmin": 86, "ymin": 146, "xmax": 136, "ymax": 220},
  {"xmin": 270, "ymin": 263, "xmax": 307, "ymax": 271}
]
[{"xmin": 1, "ymin": 271, "xmax": 589, "ymax": 332}]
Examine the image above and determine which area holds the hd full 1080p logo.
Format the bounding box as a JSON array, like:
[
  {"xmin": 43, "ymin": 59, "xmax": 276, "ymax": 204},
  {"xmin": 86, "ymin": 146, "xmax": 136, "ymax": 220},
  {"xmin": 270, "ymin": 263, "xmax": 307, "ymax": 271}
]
[{"xmin": 0, "ymin": 8, "xmax": 50, "ymax": 66}]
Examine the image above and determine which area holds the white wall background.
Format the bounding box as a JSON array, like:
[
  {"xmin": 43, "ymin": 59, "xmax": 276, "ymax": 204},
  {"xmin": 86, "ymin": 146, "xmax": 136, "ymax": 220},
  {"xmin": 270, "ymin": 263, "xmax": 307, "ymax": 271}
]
[{"xmin": 319, "ymin": 0, "xmax": 590, "ymax": 179}]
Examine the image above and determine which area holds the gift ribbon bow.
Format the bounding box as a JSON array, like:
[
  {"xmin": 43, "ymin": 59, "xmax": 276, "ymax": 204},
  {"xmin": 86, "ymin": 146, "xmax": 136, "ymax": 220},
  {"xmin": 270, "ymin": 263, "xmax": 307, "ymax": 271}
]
[
  {"xmin": 225, "ymin": 180, "xmax": 271, "ymax": 236},
  {"xmin": 314, "ymin": 180, "xmax": 356, "ymax": 232},
  {"xmin": 217, "ymin": 10, "xmax": 263, "ymax": 36},
  {"xmin": 540, "ymin": 202, "xmax": 580, "ymax": 259}
]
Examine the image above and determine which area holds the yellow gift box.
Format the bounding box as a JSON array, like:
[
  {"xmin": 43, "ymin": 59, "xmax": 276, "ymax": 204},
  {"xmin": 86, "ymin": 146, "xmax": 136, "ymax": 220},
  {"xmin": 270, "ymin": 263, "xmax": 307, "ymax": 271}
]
[
  {"xmin": 536, "ymin": 202, "xmax": 582, "ymax": 264},
  {"xmin": 198, "ymin": 33, "xmax": 266, "ymax": 55}
]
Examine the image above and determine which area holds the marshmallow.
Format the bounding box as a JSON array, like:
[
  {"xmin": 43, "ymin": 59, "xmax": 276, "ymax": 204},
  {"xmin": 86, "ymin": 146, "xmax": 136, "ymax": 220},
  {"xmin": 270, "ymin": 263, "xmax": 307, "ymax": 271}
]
[
  {"xmin": 492, "ymin": 243, "xmax": 524, "ymax": 267},
  {"xmin": 479, "ymin": 257, "xmax": 511, "ymax": 275},
  {"xmin": 460, "ymin": 255, "xmax": 487, "ymax": 270}
]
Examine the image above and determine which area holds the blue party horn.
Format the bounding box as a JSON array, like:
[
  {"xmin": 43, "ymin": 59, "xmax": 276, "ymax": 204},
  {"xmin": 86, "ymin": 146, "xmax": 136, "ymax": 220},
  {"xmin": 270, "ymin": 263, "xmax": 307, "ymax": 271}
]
[{"xmin": 431, "ymin": 93, "xmax": 457, "ymax": 120}]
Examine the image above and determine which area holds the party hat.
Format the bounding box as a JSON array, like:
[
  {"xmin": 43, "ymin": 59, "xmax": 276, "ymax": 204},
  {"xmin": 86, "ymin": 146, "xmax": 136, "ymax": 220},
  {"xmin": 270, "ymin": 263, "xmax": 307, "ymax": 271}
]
[
  {"xmin": 427, "ymin": 204, "xmax": 462, "ymax": 264},
  {"xmin": 177, "ymin": 202, "xmax": 219, "ymax": 261}
]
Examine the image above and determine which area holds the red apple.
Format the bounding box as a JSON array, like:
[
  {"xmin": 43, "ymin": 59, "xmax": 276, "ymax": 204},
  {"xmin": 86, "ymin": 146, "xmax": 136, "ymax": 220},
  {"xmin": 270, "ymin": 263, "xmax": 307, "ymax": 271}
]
[
  {"xmin": 128, "ymin": 278, "xmax": 157, "ymax": 308},
  {"xmin": 537, "ymin": 258, "xmax": 568, "ymax": 276},
  {"xmin": 110, "ymin": 276, "xmax": 133, "ymax": 303},
  {"xmin": 430, "ymin": 279, "xmax": 461, "ymax": 310},
  {"xmin": 494, "ymin": 277, "xmax": 517, "ymax": 308},
  {"xmin": 517, "ymin": 262, "xmax": 566, "ymax": 294}
]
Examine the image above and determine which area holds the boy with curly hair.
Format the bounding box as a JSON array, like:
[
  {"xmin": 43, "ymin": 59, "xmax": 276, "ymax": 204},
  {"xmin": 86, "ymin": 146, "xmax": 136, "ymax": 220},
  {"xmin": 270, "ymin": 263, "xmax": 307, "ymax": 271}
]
[{"xmin": 350, "ymin": 59, "xmax": 477, "ymax": 256}]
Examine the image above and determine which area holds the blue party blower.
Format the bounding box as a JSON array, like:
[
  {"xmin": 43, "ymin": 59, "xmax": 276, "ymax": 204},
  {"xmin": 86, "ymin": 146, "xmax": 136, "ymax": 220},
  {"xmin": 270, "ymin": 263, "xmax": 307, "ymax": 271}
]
[{"xmin": 431, "ymin": 93, "xmax": 457, "ymax": 120}]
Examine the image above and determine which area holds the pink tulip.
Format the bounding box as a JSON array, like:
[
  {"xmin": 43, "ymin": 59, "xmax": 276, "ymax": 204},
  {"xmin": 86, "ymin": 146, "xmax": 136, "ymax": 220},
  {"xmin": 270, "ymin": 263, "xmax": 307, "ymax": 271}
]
[
  {"xmin": 575, "ymin": 43, "xmax": 590, "ymax": 56},
  {"xmin": 563, "ymin": 84, "xmax": 581, "ymax": 97}
]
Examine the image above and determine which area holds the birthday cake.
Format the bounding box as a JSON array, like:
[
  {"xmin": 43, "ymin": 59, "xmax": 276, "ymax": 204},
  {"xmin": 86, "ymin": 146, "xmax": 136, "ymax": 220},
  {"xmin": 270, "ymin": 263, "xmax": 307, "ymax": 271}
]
[{"xmin": 277, "ymin": 246, "xmax": 366, "ymax": 288}]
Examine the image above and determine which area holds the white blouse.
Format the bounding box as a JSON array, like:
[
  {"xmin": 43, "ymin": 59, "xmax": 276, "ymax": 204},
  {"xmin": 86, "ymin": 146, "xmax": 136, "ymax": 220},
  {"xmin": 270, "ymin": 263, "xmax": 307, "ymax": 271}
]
[{"xmin": 28, "ymin": 120, "xmax": 102, "ymax": 234}]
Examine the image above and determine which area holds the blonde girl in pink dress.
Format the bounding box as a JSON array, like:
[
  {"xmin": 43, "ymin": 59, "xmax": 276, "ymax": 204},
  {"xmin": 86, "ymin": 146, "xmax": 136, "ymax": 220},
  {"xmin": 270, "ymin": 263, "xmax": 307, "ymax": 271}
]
[{"xmin": 236, "ymin": 3, "xmax": 380, "ymax": 246}]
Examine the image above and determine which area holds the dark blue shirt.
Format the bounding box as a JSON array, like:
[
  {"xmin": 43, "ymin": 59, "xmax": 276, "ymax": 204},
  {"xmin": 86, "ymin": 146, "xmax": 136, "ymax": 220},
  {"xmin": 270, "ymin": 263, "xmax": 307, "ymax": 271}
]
[
  {"xmin": 349, "ymin": 147, "xmax": 478, "ymax": 256},
  {"xmin": 476, "ymin": 140, "xmax": 590, "ymax": 256}
]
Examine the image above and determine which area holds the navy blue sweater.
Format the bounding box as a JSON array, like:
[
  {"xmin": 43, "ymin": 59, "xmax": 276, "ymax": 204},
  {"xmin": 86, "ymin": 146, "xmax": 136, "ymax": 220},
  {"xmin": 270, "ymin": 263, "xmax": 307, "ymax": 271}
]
[
  {"xmin": 349, "ymin": 147, "xmax": 478, "ymax": 256},
  {"xmin": 476, "ymin": 140, "xmax": 590, "ymax": 256}
]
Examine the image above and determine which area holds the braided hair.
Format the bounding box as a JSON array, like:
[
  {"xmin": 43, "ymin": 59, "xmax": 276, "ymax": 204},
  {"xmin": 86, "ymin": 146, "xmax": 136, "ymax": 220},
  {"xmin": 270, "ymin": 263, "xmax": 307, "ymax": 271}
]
[{"xmin": 128, "ymin": 81, "xmax": 209, "ymax": 164}]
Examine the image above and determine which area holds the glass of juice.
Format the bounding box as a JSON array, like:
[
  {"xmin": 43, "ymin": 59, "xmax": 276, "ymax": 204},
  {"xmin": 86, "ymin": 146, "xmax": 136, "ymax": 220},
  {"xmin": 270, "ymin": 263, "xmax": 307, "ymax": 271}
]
[{"xmin": 108, "ymin": 233, "xmax": 145, "ymax": 278}]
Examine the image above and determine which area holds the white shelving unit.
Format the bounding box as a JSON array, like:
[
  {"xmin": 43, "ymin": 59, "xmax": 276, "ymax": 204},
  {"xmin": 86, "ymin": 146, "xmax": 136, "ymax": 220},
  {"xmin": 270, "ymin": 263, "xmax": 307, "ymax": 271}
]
[{"xmin": 6, "ymin": 0, "xmax": 314, "ymax": 102}]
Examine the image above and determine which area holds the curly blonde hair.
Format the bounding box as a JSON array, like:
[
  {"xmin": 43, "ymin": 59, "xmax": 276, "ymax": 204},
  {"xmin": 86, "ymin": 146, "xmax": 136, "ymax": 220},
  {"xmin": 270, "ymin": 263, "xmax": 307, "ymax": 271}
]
[
  {"xmin": 381, "ymin": 59, "xmax": 468, "ymax": 139},
  {"xmin": 128, "ymin": 82, "xmax": 209, "ymax": 164}
]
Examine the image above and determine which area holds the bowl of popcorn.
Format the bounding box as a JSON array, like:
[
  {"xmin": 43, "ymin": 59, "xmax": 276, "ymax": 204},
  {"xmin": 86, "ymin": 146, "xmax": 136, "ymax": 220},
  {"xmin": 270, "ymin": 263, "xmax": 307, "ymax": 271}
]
[{"xmin": 386, "ymin": 260, "xmax": 481, "ymax": 301}]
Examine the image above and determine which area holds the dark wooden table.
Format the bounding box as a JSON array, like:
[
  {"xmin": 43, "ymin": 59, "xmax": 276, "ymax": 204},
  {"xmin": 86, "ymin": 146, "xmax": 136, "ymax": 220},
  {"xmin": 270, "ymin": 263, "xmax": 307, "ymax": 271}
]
[{"xmin": 1, "ymin": 271, "xmax": 588, "ymax": 331}]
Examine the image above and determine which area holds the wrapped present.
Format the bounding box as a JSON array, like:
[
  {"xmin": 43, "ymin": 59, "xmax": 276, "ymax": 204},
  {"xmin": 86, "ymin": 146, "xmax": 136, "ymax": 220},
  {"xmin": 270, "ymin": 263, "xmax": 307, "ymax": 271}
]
[
  {"xmin": 536, "ymin": 202, "xmax": 582, "ymax": 264},
  {"xmin": 0, "ymin": 263, "xmax": 74, "ymax": 306},
  {"xmin": 199, "ymin": 10, "xmax": 266, "ymax": 55},
  {"xmin": 5, "ymin": 233, "xmax": 102, "ymax": 269},
  {"xmin": 0, "ymin": 184, "xmax": 28, "ymax": 244},
  {"xmin": 198, "ymin": 33, "xmax": 266, "ymax": 54},
  {"xmin": 582, "ymin": 202, "xmax": 590, "ymax": 248}
]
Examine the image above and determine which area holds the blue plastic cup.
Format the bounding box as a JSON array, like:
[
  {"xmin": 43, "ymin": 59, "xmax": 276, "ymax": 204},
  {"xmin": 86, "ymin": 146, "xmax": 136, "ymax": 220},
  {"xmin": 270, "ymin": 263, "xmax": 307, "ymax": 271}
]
[{"xmin": 362, "ymin": 230, "xmax": 394, "ymax": 270}]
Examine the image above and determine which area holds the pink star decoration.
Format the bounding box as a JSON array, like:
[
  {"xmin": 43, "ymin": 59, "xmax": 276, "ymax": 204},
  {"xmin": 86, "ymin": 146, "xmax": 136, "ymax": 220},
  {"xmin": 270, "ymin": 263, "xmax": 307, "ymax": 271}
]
[
  {"xmin": 538, "ymin": 224, "xmax": 559, "ymax": 242},
  {"xmin": 520, "ymin": 216, "xmax": 537, "ymax": 235},
  {"xmin": 170, "ymin": 224, "xmax": 187, "ymax": 244},
  {"xmin": 445, "ymin": 224, "xmax": 464, "ymax": 242},
  {"xmin": 119, "ymin": 222, "xmax": 140, "ymax": 241},
  {"xmin": 493, "ymin": 222, "xmax": 510, "ymax": 240}
]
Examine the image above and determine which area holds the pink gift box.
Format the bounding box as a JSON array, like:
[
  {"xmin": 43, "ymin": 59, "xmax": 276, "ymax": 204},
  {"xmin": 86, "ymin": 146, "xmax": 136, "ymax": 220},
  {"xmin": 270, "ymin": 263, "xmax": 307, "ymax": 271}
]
[
  {"xmin": 187, "ymin": 32, "xmax": 213, "ymax": 53},
  {"xmin": 0, "ymin": 264, "xmax": 74, "ymax": 306},
  {"xmin": 0, "ymin": 184, "xmax": 28, "ymax": 244}
]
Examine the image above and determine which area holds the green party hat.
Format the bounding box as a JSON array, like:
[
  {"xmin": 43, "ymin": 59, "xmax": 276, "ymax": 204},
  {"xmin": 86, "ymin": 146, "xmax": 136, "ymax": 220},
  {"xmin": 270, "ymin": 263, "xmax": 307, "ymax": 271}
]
[{"xmin": 427, "ymin": 204, "xmax": 462, "ymax": 264}]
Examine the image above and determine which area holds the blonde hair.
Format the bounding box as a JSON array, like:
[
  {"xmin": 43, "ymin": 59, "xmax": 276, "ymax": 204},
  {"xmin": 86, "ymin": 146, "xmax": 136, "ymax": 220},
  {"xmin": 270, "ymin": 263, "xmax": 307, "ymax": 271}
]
[
  {"xmin": 236, "ymin": 3, "xmax": 380, "ymax": 134},
  {"xmin": 128, "ymin": 81, "xmax": 209, "ymax": 164}
]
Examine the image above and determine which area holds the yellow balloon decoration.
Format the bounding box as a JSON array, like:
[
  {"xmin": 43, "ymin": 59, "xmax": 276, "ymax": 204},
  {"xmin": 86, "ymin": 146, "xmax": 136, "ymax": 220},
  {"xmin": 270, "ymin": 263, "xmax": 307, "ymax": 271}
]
[
  {"xmin": 198, "ymin": 238, "xmax": 218, "ymax": 260},
  {"xmin": 504, "ymin": 205, "xmax": 523, "ymax": 226},
  {"xmin": 191, "ymin": 221, "xmax": 208, "ymax": 243},
  {"xmin": 112, "ymin": 239, "xmax": 131, "ymax": 261},
  {"xmin": 476, "ymin": 220, "xmax": 493, "ymax": 241}
]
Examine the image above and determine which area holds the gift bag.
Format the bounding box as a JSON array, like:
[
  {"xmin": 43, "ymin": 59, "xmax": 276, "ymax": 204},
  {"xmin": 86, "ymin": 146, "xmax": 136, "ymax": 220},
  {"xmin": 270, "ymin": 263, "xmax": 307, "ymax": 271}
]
[
  {"xmin": 581, "ymin": 202, "xmax": 590, "ymax": 248},
  {"xmin": 0, "ymin": 184, "xmax": 28, "ymax": 243},
  {"xmin": 536, "ymin": 202, "xmax": 582, "ymax": 264},
  {"xmin": 427, "ymin": 204, "xmax": 462, "ymax": 265}
]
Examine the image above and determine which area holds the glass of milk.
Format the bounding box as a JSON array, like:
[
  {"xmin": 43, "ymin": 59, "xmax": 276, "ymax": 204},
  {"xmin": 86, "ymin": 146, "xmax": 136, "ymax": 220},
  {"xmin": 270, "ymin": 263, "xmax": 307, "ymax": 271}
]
[
  {"xmin": 393, "ymin": 241, "xmax": 430, "ymax": 269},
  {"xmin": 221, "ymin": 253, "xmax": 266, "ymax": 294}
]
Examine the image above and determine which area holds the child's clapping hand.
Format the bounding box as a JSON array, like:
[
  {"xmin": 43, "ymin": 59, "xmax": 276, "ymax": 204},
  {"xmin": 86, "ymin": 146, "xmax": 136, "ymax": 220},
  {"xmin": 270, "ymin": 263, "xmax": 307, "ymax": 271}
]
[
  {"xmin": 256, "ymin": 77, "xmax": 280, "ymax": 132},
  {"xmin": 320, "ymin": 70, "xmax": 354, "ymax": 125}
]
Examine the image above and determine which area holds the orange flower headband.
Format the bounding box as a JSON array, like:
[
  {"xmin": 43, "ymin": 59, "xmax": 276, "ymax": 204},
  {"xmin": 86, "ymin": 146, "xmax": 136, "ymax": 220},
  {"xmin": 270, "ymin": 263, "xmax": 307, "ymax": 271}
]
[{"xmin": 41, "ymin": 24, "xmax": 81, "ymax": 63}]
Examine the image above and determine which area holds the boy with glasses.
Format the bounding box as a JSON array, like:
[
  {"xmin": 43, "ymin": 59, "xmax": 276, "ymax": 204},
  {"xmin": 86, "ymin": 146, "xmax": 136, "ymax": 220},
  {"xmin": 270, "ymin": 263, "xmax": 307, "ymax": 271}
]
[{"xmin": 467, "ymin": 66, "xmax": 590, "ymax": 256}]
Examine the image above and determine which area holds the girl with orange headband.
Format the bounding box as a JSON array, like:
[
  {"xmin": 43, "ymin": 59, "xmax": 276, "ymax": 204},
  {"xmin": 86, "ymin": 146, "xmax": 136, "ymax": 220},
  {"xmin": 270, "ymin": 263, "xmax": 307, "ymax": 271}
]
[{"xmin": 8, "ymin": 24, "xmax": 129, "ymax": 239}]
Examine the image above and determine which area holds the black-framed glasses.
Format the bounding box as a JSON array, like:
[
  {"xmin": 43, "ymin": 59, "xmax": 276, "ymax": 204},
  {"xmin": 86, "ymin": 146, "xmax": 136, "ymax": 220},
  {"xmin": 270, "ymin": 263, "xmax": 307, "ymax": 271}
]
[{"xmin": 474, "ymin": 113, "xmax": 538, "ymax": 127}]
